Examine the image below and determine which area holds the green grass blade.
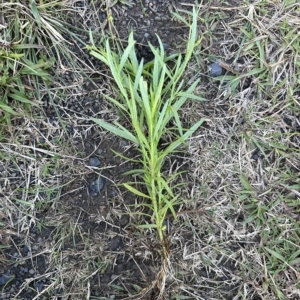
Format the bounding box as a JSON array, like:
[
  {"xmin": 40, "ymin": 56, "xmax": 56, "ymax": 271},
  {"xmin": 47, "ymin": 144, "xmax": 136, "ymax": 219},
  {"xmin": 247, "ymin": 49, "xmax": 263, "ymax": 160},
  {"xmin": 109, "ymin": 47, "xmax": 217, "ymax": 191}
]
[
  {"xmin": 123, "ymin": 183, "xmax": 151, "ymax": 199},
  {"xmin": 120, "ymin": 34, "xmax": 135, "ymax": 71},
  {"xmin": 90, "ymin": 117, "xmax": 138, "ymax": 144},
  {"xmin": 162, "ymin": 118, "xmax": 206, "ymax": 156},
  {"xmin": 136, "ymin": 224, "xmax": 157, "ymax": 229}
]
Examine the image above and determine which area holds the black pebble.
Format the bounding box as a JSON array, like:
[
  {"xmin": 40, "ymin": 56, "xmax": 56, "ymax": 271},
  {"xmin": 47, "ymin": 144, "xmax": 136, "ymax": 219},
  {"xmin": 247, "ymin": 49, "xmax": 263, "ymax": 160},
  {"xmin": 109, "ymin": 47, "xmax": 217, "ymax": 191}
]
[
  {"xmin": 251, "ymin": 149, "xmax": 260, "ymax": 160},
  {"xmin": 99, "ymin": 12, "xmax": 107, "ymax": 23},
  {"xmin": 76, "ymin": 1, "xmax": 85, "ymax": 8},
  {"xmin": 89, "ymin": 176, "xmax": 106, "ymax": 196},
  {"xmin": 101, "ymin": 274, "xmax": 110, "ymax": 284},
  {"xmin": 34, "ymin": 281, "xmax": 44, "ymax": 292},
  {"xmin": 0, "ymin": 272, "xmax": 13, "ymax": 285},
  {"xmin": 119, "ymin": 215, "xmax": 129, "ymax": 227},
  {"xmin": 109, "ymin": 236, "xmax": 123, "ymax": 251},
  {"xmin": 210, "ymin": 62, "xmax": 223, "ymax": 77},
  {"xmin": 89, "ymin": 156, "xmax": 101, "ymax": 167}
]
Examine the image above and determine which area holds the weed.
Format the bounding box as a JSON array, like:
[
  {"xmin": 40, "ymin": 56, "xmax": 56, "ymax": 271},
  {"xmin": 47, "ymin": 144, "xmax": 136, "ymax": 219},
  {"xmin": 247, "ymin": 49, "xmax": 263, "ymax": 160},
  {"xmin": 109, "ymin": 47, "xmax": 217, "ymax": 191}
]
[{"xmin": 88, "ymin": 7, "xmax": 205, "ymax": 261}]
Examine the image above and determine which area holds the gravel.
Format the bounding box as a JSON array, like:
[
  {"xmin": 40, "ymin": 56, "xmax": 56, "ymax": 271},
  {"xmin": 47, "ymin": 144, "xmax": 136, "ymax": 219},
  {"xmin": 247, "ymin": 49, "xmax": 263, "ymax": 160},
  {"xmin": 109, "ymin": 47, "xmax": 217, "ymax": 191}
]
[
  {"xmin": 0, "ymin": 273, "xmax": 13, "ymax": 285},
  {"xmin": 89, "ymin": 156, "xmax": 101, "ymax": 167},
  {"xmin": 210, "ymin": 62, "xmax": 223, "ymax": 77},
  {"xmin": 28, "ymin": 269, "xmax": 35, "ymax": 275},
  {"xmin": 34, "ymin": 281, "xmax": 44, "ymax": 292},
  {"xmin": 251, "ymin": 149, "xmax": 260, "ymax": 160},
  {"xmin": 89, "ymin": 176, "xmax": 106, "ymax": 196},
  {"xmin": 109, "ymin": 236, "xmax": 123, "ymax": 251}
]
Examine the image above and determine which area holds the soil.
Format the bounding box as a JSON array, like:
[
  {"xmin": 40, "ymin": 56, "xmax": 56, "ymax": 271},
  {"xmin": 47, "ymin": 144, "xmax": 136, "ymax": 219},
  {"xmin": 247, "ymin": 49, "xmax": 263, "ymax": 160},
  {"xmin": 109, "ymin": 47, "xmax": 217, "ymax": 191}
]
[{"xmin": 0, "ymin": 1, "xmax": 250, "ymax": 299}]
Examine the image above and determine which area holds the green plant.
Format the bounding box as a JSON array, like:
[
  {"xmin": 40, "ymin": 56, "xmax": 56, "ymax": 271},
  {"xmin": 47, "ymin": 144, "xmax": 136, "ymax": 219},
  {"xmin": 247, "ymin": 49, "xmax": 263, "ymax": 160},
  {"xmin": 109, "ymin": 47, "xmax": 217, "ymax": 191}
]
[
  {"xmin": 0, "ymin": 48, "xmax": 53, "ymax": 123},
  {"xmin": 87, "ymin": 8, "xmax": 205, "ymax": 261},
  {"xmin": 0, "ymin": 1, "xmax": 58, "ymax": 125},
  {"xmin": 0, "ymin": 0, "xmax": 82, "ymax": 126}
]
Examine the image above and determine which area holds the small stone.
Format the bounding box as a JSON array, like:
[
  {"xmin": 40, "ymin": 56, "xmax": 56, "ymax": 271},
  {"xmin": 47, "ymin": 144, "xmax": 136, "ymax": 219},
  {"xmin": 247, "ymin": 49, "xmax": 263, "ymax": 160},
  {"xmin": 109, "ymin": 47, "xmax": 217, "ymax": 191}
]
[
  {"xmin": 210, "ymin": 62, "xmax": 223, "ymax": 77},
  {"xmin": 89, "ymin": 177, "xmax": 106, "ymax": 196},
  {"xmin": 48, "ymin": 117, "xmax": 55, "ymax": 124},
  {"xmin": 22, "ymin": 245, "xmax": 29, "ymax": 255},
  {"xmin": 29, "ymin": 175, "xmax": 35, "ymax": 184},
  {"xmin": 251, "ymin": 148, "xmax": 260, "ymax": 160},
  {"xmin": 29, "ymin": 269, "xmax": 35, "ymax": 275},
  {"xmin": 109, "ymin": 235, "xmax": 123, "ymax": 251},
  {"xmin": 76, "ymin": 1, "xmax": 85, "ymax": 8},
  {"xmin": 110, "ymin": 274, "xmax": 118, "ymax": 280},
  {"xmin": 115, "ymin": 263, "xmax": 125, "ymax": 273},
  {"xmin": 0, "ymin": 272, "xmax": 13, "ymax": 285},
  {"xmin": 99, "ymin": 12, "xmax": 107, "ymax": 23},
  {"xmin": 89, "ymin": 157, "xmax": 101, "ymax": 167},
  {"xmin": 144, "ymin": 32, "xmax": 149, "ymax": 38},
  {"xmin": 119, "ymin": 215, "xmax": 129, "ymax": 227},
  {"xmin": 96, "ymin": 148, "xmax": 103, "ymax": 155},
  {"xmin": 34, "ymin": 282, "xmax": 44, "ymax": 292},
  {"xmin": 101, "ymin": 274, "xmax": 110, "ymax": 284}
]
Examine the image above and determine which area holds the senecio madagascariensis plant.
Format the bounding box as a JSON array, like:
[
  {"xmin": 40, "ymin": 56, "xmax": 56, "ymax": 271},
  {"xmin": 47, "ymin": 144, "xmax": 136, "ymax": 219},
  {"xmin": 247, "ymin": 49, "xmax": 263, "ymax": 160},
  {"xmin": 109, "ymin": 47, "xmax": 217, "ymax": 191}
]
[{"xmin": 87, "ymin": 7, "xmax": 206, "ymax": 262}]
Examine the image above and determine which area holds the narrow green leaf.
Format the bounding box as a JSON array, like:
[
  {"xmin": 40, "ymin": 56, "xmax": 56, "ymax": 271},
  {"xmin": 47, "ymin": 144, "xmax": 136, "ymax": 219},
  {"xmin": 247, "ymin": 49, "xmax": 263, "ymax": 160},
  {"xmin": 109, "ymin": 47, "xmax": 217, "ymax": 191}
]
[
  {"xmin": 162, "ymin": 79, "xmax": 200, "ymax": 129},
  {"xmin": 89, "ymin": 49, "xmax": 108, "ymax": 64},
  {"xmin": 128, "ymin": 202, "xmax": 154, "ymax": 210},
  {"xmin": 8, "ymin": 93, "xmax": 37, "ymax": 105},
  {"xmin": 162, "ymin": 197, "xmax": 178, "ymax": 220},
  {"xmin": 122, "ymin": 169, "xmax": 145, "ymax": 176},
  {"xmin": 103, "ymin": 94, "xmax": 127, "ymax": 112},
  {"xmin": 0, "ymin": 103, "xmax": 16, "ymax": 114},
  {"xmin": 15, "ymin": 199, "xmax": 32, "ymax": 206},
  {"xmin": 30, "ymin": 0, "xmax": 41, "ymax": 26},
  {"xmin": 133, "ymin": 60, "xmax": 145, "ymax": 96},
  {"xmin": 171, "ymin": 108, "xmax": 183, "ymax": 136},
  {"xmin": 11, "ymin": 44, "xmax": 43, "ymax": 50},
  {"xmin": 139, "ymin": 77, "xmax": 151, "ymax": 124},
  {"xmin": 128, "ymin": 33, "xmax": 139, "ymax": 72},
  {"xmin": 153, "ymin": 64, "xmax": 166, "ymax": 114},
  {"xmin": 105, "ymin": 41, "xmax": 128, "ymax": 98},
  {"xmin": 5, "ymin": 53, "xmax": 24, "ymax": 59},
  {"xmin": 289, "ymin": 257, "xmax": 300, "ymax": 266},
  {"xmin": 162, "ymin": 118, "xmax": 206, "ymax": 155},
  {"xmin": 120, "ymin": 34, "xmax": 135, "ymax": 70},
  {"xmin": 264, "ymin": 247, "xmax": 286, "ymax": 263},
  {"xmin": 136, "ymin": 224, "xmax": 157, "ymax": 229},
  {"xmin": 153, "ymin": 98, "xmax": 171, "ymax": 141},
  {"xmin": 160, "ymin": 178, "xmax": 175, "ymax": 198},
  {"xmin": 123, "ymin": 183, "xmax": 151, "ymax": 199},
  {"xmin": 90, "ymin": 117, "xmax": 138, "ymax": 144},
  {"xmin": 177, "ymin": 91, "xmax": 206, "ymax": 101},
  {"xmin": 240, "ymin": 174, "xmax": 252, "ymax": 191}
]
